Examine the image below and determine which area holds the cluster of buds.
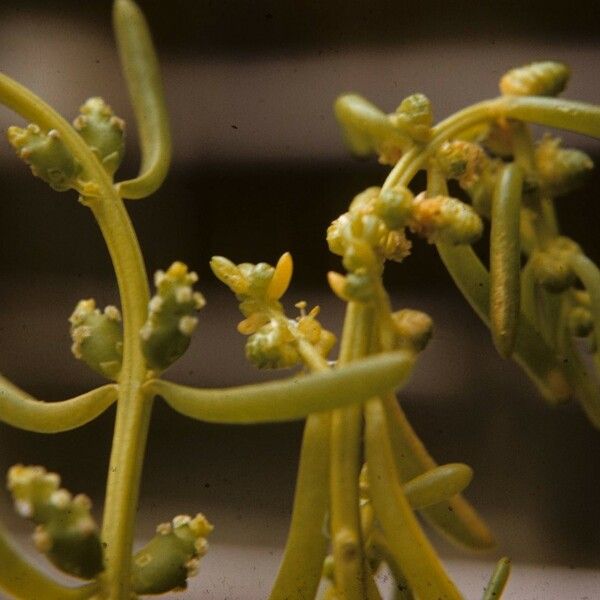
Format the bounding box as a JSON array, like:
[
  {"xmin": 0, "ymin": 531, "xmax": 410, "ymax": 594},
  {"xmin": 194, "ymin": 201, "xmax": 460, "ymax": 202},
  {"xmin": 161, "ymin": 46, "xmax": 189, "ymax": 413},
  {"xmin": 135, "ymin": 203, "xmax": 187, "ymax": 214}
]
[
  {"xmin": 131, "ymin": 513, "xmax": 213, "ymax": 595},
  {"xmin": 334, "ymin": 92, "xmax": 433, "ymax": 165},
  {"xmin": 7, "ymin": 124, "xmax": 81, "ymax": 192},
  {"xmin": 7, "ymin": 465, "xmax": 103, "ymax": 579},
  {"xmin": 327, "ymin": 185, "xmax": 482, "ymax": 302},
  {"xmin": 390, "ymin": 309, "xmax": 434, "ymax": 352},
  {"xmin": 211, "ymin": 253, "xmax": 336, "ymax": 369},
  {"xmin": 529, "ymin": 236, "xmax": 581, "ymax": 293},
  {"xmin": 69, "ymin": 299, "xmax": 123, "ymax": 380},
  {"xmin": 73, "ymin": 97, "xmax": 125, "ymax": 176},
  {"xmin": 7, "ymin": 97, "xmax": 126, "ymax": 195},
  {"xmin": 535, "ymin": 134, "xmax": 593, "ymax": 197},
  {"xmin": 140, "ymin": 262, "xmax": 206, "ymax": 373}
]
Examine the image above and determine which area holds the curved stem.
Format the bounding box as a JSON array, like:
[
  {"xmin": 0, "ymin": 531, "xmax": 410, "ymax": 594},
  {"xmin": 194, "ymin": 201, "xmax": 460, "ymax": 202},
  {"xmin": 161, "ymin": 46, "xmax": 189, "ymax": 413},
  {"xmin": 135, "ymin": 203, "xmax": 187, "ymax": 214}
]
[
  {"xmin": 0, "ymin": 378, "xmax": 117, "ymax": 433},
  {"xmin": 0, "ymin": 521, "xmax": 99, "ymax": 600},
  {"xmin": 0, "ymin": 71, "xmax": 152, "ymax": 599},
  {"xmin": 268, "ymin": 413, "xmax": 331, "ymax": 600},
  {"xmin": 113, "ymin": 0, "xmax": 171, "ymax": 199},
  {"xmin": 146, "ymin": 350, "xmax": 415, "ymax": 424},
  {"xmin": 365, "ymin": 398, "xmax": 462, "ymax": 600}
]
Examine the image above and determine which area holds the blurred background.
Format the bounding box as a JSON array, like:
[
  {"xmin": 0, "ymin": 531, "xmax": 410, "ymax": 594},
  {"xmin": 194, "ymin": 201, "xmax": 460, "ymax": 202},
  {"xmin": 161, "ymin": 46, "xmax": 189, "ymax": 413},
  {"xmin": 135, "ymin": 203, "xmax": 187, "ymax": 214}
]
[{"xmin": 0, "ymin": 0, "xmax": 599, "ymax": 597}]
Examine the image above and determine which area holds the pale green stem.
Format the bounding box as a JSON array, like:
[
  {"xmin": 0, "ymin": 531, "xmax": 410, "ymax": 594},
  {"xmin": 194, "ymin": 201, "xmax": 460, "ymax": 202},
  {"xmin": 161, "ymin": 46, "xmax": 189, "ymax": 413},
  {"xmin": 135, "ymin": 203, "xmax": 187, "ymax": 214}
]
[
  {"xmin": 482, "ymin": 557, "xmax": 511, "ymax": 600},
  {"xmin": 0, "ymin": 521, "xmax": 99, "ymax": 600},
  {"xmin": 145, "ymin": 350, "xmax": 415, "ymax": 423},
  {"xmin": 0, "ymin": 379, "xmax": 117, "ymax": 433},
  {"xmin": 364, "ymin": 398, "xmax": 462, "ymax": 600},
  {"xmin": 269, "ymin": 332, "xmax": 331, "ymax": 600},
  {"xmin": 268, "ymin": 413, "xmax": 332, "ymax": 600},
  {"xmin": 370, "ymin": 531, "xmax": 414, "ymax": 600},
  {"xmin": 113, "ymin": 0, "xmax": 171, "ymax": 199},
  {"xmin": 330, "ymin": 303, "xmax": 374, "ymax": 600},
  {"xmin": 382, "ymin": 95, "xmax": 600, "ymax": 193},
  {"xmin": 0, "ymin": 71, "xmax": 152, "ymax": 599}
]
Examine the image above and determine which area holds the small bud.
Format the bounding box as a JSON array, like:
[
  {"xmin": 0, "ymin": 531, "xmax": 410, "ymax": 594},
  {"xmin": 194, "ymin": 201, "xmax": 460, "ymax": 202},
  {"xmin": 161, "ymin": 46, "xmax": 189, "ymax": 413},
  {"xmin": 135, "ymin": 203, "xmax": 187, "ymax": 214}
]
[
  {"xmin": 334, "ymin": 94, "xmax": 410, "ymax": 161},
  {"xmin": 409, "ymin": 193, "xmax": 483, "ymax": 245},
  {"xmin": 132, "ymin": 513, "xmax": 212, "ymax": 595},
  {"xmin": 374, "ymin": 186, "xmax": 414, "ymax": 229},
  {"xmin": 73, "ymin": 97, "xmax": 125, "ymax": 175},
  {"xmin": 391, "ymin": 309, "xmax": 434, "ymax": 352},
  {"xmin": 344, "ymin": 270, "xmax": 375, "ymax": 303},
  {"xmin": 69, "ymin": 299, "xmax": 123, "ymax": 380},
  {"xmin": 328, "ymin": 271, "xmax": 351, "ymax": 301},
  {"xmin": 245, "ymin": 322, "xmax": 300, "ymax": 369},
  {"xmin": 7, "ymin": 465, "xmax": 103, "ymax": 579},
  {"xmin": 141, "ymin": 262, "xmax": 205, "ymax": 373},
  {"xmin": 210, "ymin": 256, "xmax": 250, "ymax": 294},
  {"xmin": 7, "ymin": 124, "xmax": 81, "ymax": 191},
  {"xmin": 499, "ymin": 61, "xmax": 570, "ymax": 97},
  {"xmin": 535, "ymin": 135, "xmax": 593, "ymax": 197},
  {"xmin": 391, "ymin": 93, "xmax": 433, "ymax": 142},
  {"xmin": 435, "ymin": 140, "xmax": 489, "ymax": 189},
  {"xmin": 529, "ymin": 237, "xmax": 581, "ymax": 292}
]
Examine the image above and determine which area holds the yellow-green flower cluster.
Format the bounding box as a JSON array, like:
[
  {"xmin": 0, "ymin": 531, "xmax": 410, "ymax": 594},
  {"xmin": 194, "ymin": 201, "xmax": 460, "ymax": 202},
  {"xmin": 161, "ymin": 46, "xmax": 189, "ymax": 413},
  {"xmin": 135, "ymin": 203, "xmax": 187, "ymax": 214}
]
[
  {"xmin": 7, "ymin": 465, "xmax": 103, "ymax": 580},
  {"xmin": 73, "ymin": 97, "xmax": 125, "ymax": 176},
  {"xmin": 140, "ymin": 262, "xmax": 206, "ymax": 373},
  {"xmin": 7, "ymin": 124, "xmax": 81, "ymax": 192},
  {"xmin": 69, "ymin": 299, "xmax": 123, "ymax": 380},
  {"xmin": 499, "ymin": 61, "xmax": 570, "ymax": 97},
  {"xmin": 211, "ymin": 254, "xmax": 335, "ymax": 368},
  {"xmin": 535, "ymin": 134, "xmax": 593, "ymax": 197},
  {"xmin": 131, "ymin": 513, "xmax": 213, "ymax": 595},
  {"xmin": 529, "ymin": 236, "xmax": 580, "ymax": 293}
]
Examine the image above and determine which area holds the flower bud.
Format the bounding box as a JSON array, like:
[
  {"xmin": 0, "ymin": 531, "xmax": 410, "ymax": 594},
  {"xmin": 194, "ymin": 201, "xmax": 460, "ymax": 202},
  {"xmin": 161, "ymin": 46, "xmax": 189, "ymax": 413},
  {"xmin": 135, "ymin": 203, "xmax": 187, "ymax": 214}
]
[
  {"xmin": 409, "ymin": 193, "xmax": 483, "ymax": 245},
  {"xmin": 529, "ymin": 237, "xmax": 580, "ymax": 292},
  {"xmin": 7, "ymin": 465, "xmax": 103, "ymax": 579},
  {"xmin": 499, "ymin": 61, "xmax": 570, "ymax": 97},
  {"xmin": 7, "ymin": 124, "xmax": 80, "ymax": 191},
  {"xmin": 391, "ymin": 93, "xmax": 433, "ymax": 142},
  {"xmin": 435, "ymin": 140, "xmax": 489, "ymax": 189},
  {"xmin": 73, "ymin": 97, "xmax": 125, "ymax": 175},
  {"xmin": 374, "ymin": 186, "xmax": 414, "ymax": 230},
  {"xmin": 245, "ymin": 321, "xmax": 300, "ymax": 369},
  {"xmin": 69, "ymin": 299, "xmax": 123, "ymax": 379},
  {"xmin": 391, "ymin": 309, "xmax": 433, "ymax": 352},
  {"xmin": 141, "ymin": 262, "xmax": 206, "ymax": 373},
  {"xmin": 535, "ymin": 135, "xmax": 593, "ymax": 197},
  {"xmin": 132, "ymin": 513, "xmax": 213, "ymax": 595}
]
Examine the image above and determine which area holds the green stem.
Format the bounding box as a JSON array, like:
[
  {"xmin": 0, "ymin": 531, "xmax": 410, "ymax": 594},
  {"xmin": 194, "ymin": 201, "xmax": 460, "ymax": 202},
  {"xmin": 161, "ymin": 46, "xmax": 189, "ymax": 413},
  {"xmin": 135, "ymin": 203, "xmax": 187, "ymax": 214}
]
[
  {"xmin": 365, "ymin": 398, "xmax": 462, "ymax": 600},
  {"xmin": 146, "ymin": 350, "xmax": 415, "ymax": 424},
  {"xmin": 482, "ymin": 557, "xmax": 511, "ymax": 600},
  {"xmin": 113, "ymin": 0, "xmax": 171, "ymax": 199},
  {"xmin": 0, "ymin": 72, "xmax": 152, "ymax": 599},
  {"xmin": 0, "ymin": 379, "xmax": 117, "ymax": 433},
  {"xmin": 330, "ymin": 303, "xmax": 373, "ymax": 599},
  {"xmin": 268, "ymin": 413, "xmax": 332, "ymax": 600}
]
